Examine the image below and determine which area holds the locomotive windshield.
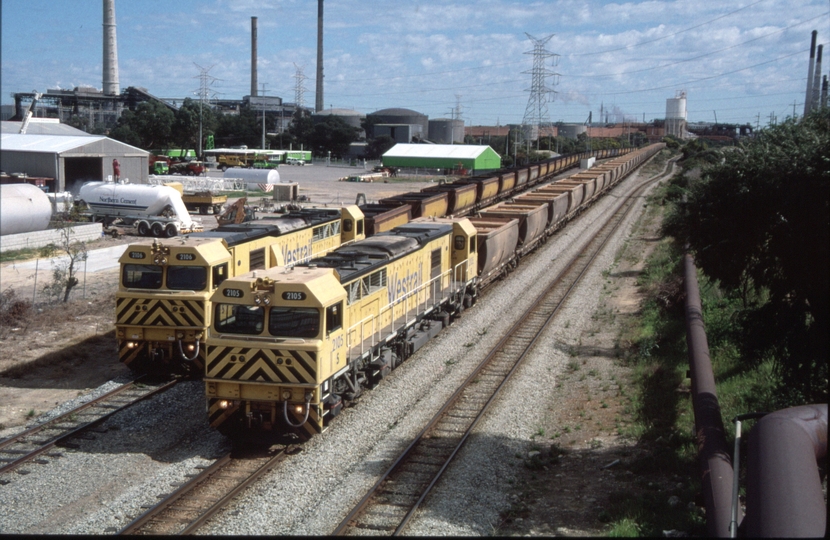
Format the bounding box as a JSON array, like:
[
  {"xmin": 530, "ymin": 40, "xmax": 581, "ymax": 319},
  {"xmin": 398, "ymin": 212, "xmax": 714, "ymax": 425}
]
[
  {"xmin": 167, "ymin": 266, "xmax": 207, "ymax": 291},
  {"xmin": 214, "ymin": 304, "xmax": 264, "ymax": 335},
  {"xmin": 122, "ymin": 264, "xmax": 163, "ymax": 289},
  {"xmin": 268, "ymin": 307, "xmax": 320, "ymax": 338}
]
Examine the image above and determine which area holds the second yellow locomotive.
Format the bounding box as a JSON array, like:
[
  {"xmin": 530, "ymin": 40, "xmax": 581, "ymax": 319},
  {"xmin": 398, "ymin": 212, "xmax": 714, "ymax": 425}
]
[{"xmin": 205, "ymin": 217, "xmax": 477, "ymax": 437}]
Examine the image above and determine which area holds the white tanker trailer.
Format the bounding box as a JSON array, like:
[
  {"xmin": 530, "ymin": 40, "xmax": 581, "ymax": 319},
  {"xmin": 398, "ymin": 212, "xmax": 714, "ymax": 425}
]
[
  {"xmin": 224, "ymin": 167, "xmax": 280, "ymax": 192},
  {"xmin": 77, "ymin": 181, "xmax": 203, "ymax": 237}
]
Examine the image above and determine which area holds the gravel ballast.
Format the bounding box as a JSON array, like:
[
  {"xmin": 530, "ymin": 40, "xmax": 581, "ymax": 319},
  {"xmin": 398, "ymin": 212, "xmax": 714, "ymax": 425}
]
[{"xmin": 0, "ymin": 160, "xmax": 664, "ymax": 535}]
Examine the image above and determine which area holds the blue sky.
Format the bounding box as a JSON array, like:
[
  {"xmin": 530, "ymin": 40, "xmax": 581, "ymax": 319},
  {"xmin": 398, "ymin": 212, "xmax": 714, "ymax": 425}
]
[{"xmin": 2, "ymin": 0, "xmax": 828, "ymax": 127}]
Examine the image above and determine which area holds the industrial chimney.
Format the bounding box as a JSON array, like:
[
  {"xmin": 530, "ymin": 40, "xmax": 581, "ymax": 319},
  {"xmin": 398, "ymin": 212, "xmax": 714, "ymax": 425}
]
[
  {"xmin": 251, "ymin": 17, "xmax": 258, "ymax": 97},
  {"xmin": 315, "ymin": 0, "xmax": 324, "ymax": 112},
  {"xmin": 804, "ymin": 30, "xmax": 817, "ymax": 116},
  {"xmin": 102, "ymin": 0, "xmax": 120, "ymax": 96},
  {"xmin": 810, "ymin": 44, "xmax": 823, "ymax": 113}
]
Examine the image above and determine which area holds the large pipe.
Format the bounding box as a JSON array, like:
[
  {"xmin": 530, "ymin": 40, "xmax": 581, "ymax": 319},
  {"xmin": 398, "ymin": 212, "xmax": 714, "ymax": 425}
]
[
  {"xmin": 744, "ymin": 404, "xmax": 827, "ymax": 537},
  {"xmin": 102, "ymin": 0, "xmax": 120, "ymax": 96},
  {"xmin": 804, "ymin": 31, "xmax": 817, "ymax": 116},
  {"xmin": 251, "ymin": 16, "xmax": 258, "ymax": 97},
  {"xmin": 811, "ymin": 44, "xmax": 823, "ymax": 113},
  {"xmin": 684, "ymin": 254, "xmax": 736, "ymax": 537},
  {"xmin": 315, "ymin": 0, "xmax": 324, "ymax": 112}
]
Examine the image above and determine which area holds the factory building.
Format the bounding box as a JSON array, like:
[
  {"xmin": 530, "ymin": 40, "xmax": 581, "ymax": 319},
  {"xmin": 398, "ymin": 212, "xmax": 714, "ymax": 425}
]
[
  {"xmin": 382, "ymin": 143, "xmax": 501, "ymax": 174},
  {"xmin": 1, "ymin": 120, "xmax": 149, "ymax": 193}
]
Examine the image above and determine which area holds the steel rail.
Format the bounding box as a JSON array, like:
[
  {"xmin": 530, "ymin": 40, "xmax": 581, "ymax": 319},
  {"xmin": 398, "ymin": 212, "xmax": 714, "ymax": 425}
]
[
  {"xmin": 118, "ymin": 446, "xmax": 293, "ymax": 535},
  {"xmin": 0, "ymin": 379, "xmax": 178, "ymax": 475},
  {"xmin": 333, "ymin": 157, "xmax": 673, "ymax": 536}
]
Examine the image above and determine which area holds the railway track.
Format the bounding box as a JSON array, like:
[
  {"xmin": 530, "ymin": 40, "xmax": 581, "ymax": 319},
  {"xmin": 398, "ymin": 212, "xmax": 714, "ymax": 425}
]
[
  {"xmin": 332, "ymin": 162, "xmax": 673, "ymax": 536},
  {"xmin": 0, "ymin": 379, "xmax": 177, "ymax": 477},
  {"xmin": 118, "ymin": 444, "xmax": 298, "ymax": 535}
]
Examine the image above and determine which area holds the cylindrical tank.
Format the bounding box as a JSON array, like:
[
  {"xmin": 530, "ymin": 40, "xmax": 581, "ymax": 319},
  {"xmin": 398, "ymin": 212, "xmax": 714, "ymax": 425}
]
[
  {"xmin": 0, "ymin": 184, "xmax": 53, "ymax": 236},
  {"xmin": 428, "ymin": 118, "xmax": 464, "ymax": 144},
  {"xmin": 78, "ymin": 181, "xmax": 193, "ymax": 227},
  {"xmin": 224, "ymin": 168, "xmax": 281, "ymax": 192}
]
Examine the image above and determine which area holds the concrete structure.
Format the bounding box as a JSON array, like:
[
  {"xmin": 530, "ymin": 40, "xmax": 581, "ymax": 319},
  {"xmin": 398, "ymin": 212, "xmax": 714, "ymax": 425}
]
[
  {"xmin": 312, "ymin": 108, "xmax": 365, "ymax": 136},
  {"xmin": 0, "ymin": 223, "xmax": 102, "ymax": 253},
  {"xmin": 368, "ymin": 108, "xmax": 428, "ymax": 140},
  {"xmin": 374, "ymin": 124, "xmax": 412, "ymax": 144},
  {"xmin": 666, "ymin": 90, "xmax": 687, "ymax": 139},
  {"xmin": 557, "ymin": 124, "xmax": 587, "ymax": 139},
  {"xmin": 428, "ymin": 118, "xmax": 464, "ymax": 144},
  {"xmin": 382, "ymin": 143, "xmax": 501, "ymax": 173},
  {"xmin": 316, "ymin": 0, "xmax": 324, "ymax": 112},
  {"xmin": 0, "ymin": 127, "xmax": 149, "ymax": 193},
  {"xmin": 103, "ymin": 0, "xmax": 120, "ymax": 96}
]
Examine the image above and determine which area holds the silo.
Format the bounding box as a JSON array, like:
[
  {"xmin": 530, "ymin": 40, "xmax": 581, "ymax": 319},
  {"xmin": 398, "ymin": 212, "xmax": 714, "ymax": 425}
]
[
  {"xmin": 429, "ymin": 118, "xmax": 464, "ymax": 144},
  {"xmin": 558, "ymin": 124, "xmax": 587, "ymax": 139},
  {"xmin": 0, "ymin": 184, "xmax": 53, "ymax": 236},
  {"xmin": 367, "ymin": 108, "xmax": 428, "ymax": 140},
  {"xmin": 666, "ymin": 91, "xmax": 687, "ymax": 138}
]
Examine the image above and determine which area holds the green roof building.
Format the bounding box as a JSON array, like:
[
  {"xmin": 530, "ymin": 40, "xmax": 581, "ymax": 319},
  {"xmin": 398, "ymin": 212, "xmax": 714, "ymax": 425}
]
[{"xmin": 382, "ymin": 143, "xmax": 501, "ymax": 173}]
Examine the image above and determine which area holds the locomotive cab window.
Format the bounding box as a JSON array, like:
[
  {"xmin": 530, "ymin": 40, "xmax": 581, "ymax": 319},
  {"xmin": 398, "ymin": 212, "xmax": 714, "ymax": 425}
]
[
  {"xmin": 326, "ymin": 302, "xmax": 343, "ymax": 335},
  {"xmin": 470, "ymin": 236, "xmax": 476, "ymax": 253},
  {"xmin": 212, "ymin": 263, "xmax": 228, "ymax": 289},
  {"xmin": 214, "ymin": 304, "xmax": 264, "ymax": 335},
  {"xmin": 454, "ymin": 235, "xmax": 465, "ymax": 251},
  {"xmin": 343, "ymin": 219, "xmax": 353, "ymax": 232},
  {"xmin": 269, "ymin": 307, "xmax": 320, "ymax": 338},
  {"xmin": 123, "ymin": 264, "xmax": 163, "ymax": 289},
  {"xmin": 167, "ymin": 266, "xmax": 207, "ymax": 291},
  {"xmin": 357, "ymin": 219, "xmax": 364, "ymax": 235}
]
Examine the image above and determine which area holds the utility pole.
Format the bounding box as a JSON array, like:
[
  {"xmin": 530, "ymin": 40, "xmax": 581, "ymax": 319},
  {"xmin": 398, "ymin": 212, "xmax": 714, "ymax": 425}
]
[{"xmin": 193, "ymin": 63, "xmax": 218, "ymax": 159}]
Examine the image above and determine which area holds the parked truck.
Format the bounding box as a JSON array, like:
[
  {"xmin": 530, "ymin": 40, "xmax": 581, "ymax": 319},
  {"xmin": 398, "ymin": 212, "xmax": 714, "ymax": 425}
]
[
  {"xmin": 163, "ymin": 182, "xmax": 227, "ymax": 215},
  {"xmin": 77, "ymin": 181, "xmax": 203, "ymax": 237}
]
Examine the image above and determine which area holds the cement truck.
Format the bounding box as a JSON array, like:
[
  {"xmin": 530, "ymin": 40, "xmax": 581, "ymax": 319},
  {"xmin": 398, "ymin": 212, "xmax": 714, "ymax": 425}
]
[{"xmin": 77, "ymin": 181, "xmax": 203, "ymax": 237}]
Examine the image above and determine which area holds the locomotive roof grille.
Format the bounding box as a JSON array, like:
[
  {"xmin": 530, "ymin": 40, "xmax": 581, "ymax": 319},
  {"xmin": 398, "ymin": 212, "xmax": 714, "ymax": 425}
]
[
  {"xmin": 297, "ymin": 222, "xmax": 452, "ymax": 282},
  {"xmin": 190, "ymin": 210, "xmax": 340, "ymax": 246}
]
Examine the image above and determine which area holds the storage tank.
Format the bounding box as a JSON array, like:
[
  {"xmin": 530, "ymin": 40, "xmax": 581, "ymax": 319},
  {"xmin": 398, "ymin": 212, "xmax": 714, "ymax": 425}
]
[
  {"xmin": 224, "ymin": 168, "xmax": 281, "ymax": 192},
  {"xmin": 0, "ymin": 184, "xmax": 53, "ymax": 236},
  {"xmin": 428, "ymin": 118, "xmax": 464, "ymax": 144},
  {"xmin": 78, "ymin": 182, "xmax": 194, "ymax": 228}
]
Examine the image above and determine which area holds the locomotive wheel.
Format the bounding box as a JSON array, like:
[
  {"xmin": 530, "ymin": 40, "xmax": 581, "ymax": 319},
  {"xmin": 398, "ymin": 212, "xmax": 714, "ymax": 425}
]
[{"xmin": 137, "ymin": 221, "xmax": 150, "ymax": 236}]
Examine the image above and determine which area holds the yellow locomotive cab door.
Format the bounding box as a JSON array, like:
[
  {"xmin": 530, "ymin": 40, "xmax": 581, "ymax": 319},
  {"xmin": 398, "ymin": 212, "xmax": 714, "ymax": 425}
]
[{"xmin": 325, "ymin": 301, "xmax": 346, "ymax": 378}]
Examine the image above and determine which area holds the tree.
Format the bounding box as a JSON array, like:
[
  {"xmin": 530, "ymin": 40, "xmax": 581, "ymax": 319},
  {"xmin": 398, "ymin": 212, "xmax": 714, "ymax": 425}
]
[
  {"xmin": 288, "ymin": 109, "xmax": 314, "ymax": 150},
  {"xmin": 39, "ymin": 217, "xmax": 89, "ymax": 303},
  {"xmin": 664, "ymin": 109, "xmax": 829, "ymax": 403},
  {"xmin": 309, "ymin": 116, "xmax": 360, "ymax": 158},
  {"xmin": 109, "ymin": 100, "xmax": 174, "ymax": 149},
  {"xmin": 366, "ymin": 135, "xmax": 396, "ymax": 160},
  {"xmin": 172, "ymin": 98, "xmax": 216, "ymax": 151}
]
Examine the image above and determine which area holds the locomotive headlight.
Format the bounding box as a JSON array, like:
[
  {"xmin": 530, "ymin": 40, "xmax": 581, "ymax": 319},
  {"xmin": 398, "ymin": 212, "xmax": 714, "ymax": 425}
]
[
  {"xmin": 263, "ymin": 296, "xmax": 271, "ymax": 305},
  {"xmin": 126, "ymin": 341, "xmax": 136, "ymax": 349},
  {"xmin": 254, "ymin": 296, "xmax": 262, "ymax": 305},
  {"xmin": 218, "ymin": 400, "xmax": 230, "ymax": 409}
]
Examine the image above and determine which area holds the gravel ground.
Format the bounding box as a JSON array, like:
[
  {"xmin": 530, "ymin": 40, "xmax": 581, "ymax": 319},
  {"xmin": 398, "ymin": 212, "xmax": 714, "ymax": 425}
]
[
  {"xmin": 0, "ymin": 381, "xmax": 230, "ymax": 534},
  {"xmin": 0, "ymin": 159, "xmax": 662, "ymax": 535}
]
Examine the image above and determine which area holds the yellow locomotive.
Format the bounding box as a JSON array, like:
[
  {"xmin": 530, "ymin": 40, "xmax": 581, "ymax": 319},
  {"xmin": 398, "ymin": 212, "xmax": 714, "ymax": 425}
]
[
  {"xmin": 205, "ymin": 217, "xmax": 477, "ymax": 437},
  {"xmin": 116, "ymin": 206, "xmax": 365, "ymax": 376}
]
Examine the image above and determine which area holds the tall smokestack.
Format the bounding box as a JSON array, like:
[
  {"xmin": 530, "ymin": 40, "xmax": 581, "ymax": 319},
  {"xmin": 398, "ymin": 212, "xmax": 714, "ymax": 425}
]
[
  {"xmin": 810, "ymin": 44, "xmax": 823, "ymax": 113},
  {"xmin": 804, "ymin": 30, "xmax": 817, "ymax": 116},
  {"xmin": 102, "ymin": 0, "xmax": 120, "ymax": 95},
  {"xmin": 822, "ymin": 75, "xmax": 828, "ymax": 109},
  {"xmin": 315, "ymin": 0, "xmax": 324, "ymax": 112},
  {"xmin": 251, "ymin": 17, "xmax": 258, "ymax": 97}
]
